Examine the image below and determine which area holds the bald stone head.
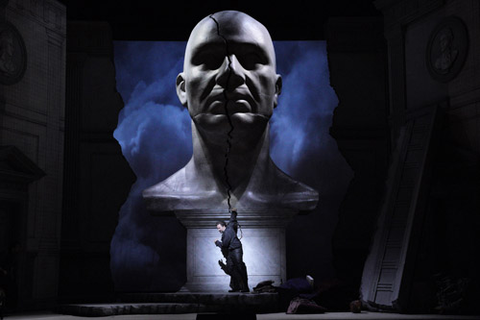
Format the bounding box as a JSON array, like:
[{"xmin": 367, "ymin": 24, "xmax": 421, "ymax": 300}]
[
  {"xmin": 143, "ymin": 11, "xmax": 319, "ymax": 213},
  {"xmin": 176, "ymin": 11, "xmax": 282, "ymax": 146}
]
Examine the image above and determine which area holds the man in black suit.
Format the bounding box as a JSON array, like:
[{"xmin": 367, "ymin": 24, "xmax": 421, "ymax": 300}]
[{"xmin": 215, "ymin": 209, "xmax": 249, "ymax": 292}]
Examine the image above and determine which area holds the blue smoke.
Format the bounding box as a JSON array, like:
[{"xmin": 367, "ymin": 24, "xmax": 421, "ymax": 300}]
[{"xmin": 271, "ymin": 41, "xmax": 338, "ymax": 177}]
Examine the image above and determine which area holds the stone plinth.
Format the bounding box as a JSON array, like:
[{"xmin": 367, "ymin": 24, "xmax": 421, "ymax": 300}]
[{"xmin": 173, "ymin": 209, "xmax": 297, "ymax": 292}]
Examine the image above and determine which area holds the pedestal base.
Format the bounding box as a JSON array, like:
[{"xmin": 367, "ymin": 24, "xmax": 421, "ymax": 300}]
[
  {"xmin": 173, "ymin": 209, "xmax": 297, "ymax": 293},
  {"xmin": 183, "ymin": 227, "xmax": 285, "ymax": 292}
]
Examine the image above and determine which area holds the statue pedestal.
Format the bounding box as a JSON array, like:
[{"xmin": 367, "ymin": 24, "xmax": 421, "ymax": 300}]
[{"xmin": 175, "ymin": 209, "xmax": 298, "ymax": 292}]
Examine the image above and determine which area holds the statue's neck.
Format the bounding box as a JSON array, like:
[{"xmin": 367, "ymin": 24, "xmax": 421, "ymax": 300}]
[{"xmin": 191, "ymin": 121, "xmax": 271, "ymax": 191}]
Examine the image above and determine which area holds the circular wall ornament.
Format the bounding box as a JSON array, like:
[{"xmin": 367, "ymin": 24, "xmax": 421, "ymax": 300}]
[
  {"xmin": 426, "ymin": 16, "xmax": 468, "ymax": 83},
  {"xmin": 0, "ymin": 21, "xmax": 27, "ymax": 85}
]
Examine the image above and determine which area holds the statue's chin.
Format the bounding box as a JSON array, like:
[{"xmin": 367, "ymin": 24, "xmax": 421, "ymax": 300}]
[{"xmin": 193, "ymin": 112, "xmax": 270, "ymax": 147}]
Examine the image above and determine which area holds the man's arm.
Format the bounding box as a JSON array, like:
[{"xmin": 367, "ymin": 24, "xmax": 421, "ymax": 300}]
[
  {"xmin": 229, "ymin": 210, "xmax": 237, "ymax": 223},
  {"xmin": 229, "ymin": 210, "xmax": 238, "ymax": 232},
  {"xmin": 214, "ymin": 240, "xmax": 228, "ymax": 258}
]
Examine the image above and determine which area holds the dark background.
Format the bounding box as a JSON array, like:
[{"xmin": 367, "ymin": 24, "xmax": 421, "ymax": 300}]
[
  {"xmin": 59, "ymin": 0, "xmax": 381, "ymax": 40},
  {"xmin": 2, "ymin": 0, "xmax": 479, "ymax": 315}
]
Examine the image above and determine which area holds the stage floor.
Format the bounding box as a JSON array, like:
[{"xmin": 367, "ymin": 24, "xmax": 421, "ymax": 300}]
[{"xmin": 5, "ymin": 311, "xmax": 480, "ymax": 320}]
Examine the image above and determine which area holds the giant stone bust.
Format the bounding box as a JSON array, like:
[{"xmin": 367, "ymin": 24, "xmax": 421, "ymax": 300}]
[{"xmin": 143, "ymin": 10, "xmax": 318, "ymax": 213}]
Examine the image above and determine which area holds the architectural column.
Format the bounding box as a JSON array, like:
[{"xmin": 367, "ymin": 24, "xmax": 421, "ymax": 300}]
[{"xmin": 1, "ymin": 0, "xmax": 66, "ymax": 309}]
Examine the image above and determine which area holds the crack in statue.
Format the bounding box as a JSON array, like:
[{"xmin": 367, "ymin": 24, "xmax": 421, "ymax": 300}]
[
  {"xmin": 143, "ymin": 10, "xmax": 318, "ymax": 213},
  {"xmin": 208, "ymin": 13, "xmax": 236, "ymax": 211}
]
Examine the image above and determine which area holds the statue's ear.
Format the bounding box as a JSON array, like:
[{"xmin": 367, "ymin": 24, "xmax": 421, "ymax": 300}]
[
  {"xmin": 273, "ymin": 74, "xmax": 282, "ymax": 108},
  {"xmin": 176, "ymin": 73, "xmax": 187, "ymax": 107}
]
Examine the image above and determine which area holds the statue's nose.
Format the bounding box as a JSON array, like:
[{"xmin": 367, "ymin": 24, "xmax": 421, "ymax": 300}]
[{"xmin": 216, "ymin": 55, "xmax": 245, "ymax": 91}]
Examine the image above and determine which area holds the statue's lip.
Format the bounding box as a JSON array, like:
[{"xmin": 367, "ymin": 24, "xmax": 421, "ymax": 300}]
[
  {"xmin": 193, "ymin": 113, "xmax": 270, "ymax": 124},
  {"xmin": 206, "ymin": 89, "xmax": 254, "ymax": 114},
  {"xmin": 208, "ymin": 100, "xmax": 251, "ymax": 114},
  {"xmin": 207, "ymin": 88, "xmax": 254, "ymax": 103}
]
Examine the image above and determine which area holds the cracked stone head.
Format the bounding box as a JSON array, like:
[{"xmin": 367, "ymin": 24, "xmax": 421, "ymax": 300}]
[{"xmin": 176, "ymin": 10, "xmax": 282, "ymax": 144}]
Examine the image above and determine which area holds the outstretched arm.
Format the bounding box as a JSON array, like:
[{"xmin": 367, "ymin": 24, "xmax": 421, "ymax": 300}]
[
  {"xmin": 229, "ymin": 210, "xmax": 238, "ymax": 232},
  {"xmin": 230, "ymin": 209, "xmax": 237, "ymax": 221}
]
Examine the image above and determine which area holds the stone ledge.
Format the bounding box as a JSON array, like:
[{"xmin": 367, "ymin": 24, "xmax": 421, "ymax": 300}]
[
  {"xmin": 58, "ymin": 303, "xmax": 198, "ymax": 316},
  {"xmin": 58, "ymin": 292, "xmax": 280, "ymax": 316},
  {"xmin": 121, "ymin": 291, "xmax": 278, "ymax": 304}
]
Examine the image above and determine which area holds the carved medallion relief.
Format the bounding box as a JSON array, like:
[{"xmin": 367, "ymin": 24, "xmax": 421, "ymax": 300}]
[
  {"xmin": 426, "ymin": 16, "xmax": 468, "ymax": 83},
  {"xmin": 0, "ymin": 21, "xmax": 27, "ymax": 85}
]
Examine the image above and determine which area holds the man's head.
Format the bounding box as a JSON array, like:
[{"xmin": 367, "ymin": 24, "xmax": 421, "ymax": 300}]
[
  {"xmin": 216, "ymin": 220, "xmax": 227, "ymax": 233},
  {"xmin": 176, "ymin": 11, "xmax": 282, "ymax": 146}
]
